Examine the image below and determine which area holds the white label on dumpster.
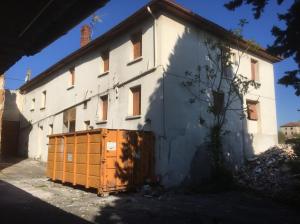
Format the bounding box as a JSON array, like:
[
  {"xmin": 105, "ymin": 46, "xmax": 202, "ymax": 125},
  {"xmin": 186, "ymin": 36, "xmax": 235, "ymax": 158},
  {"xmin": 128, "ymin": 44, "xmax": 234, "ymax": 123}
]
[
  {"xmin": 67, "ymin": 153, "xmax": 73, "ymax": 162},
  {"xmin": 107, "ymin": 142, "xmax": 116, "ymax": 151}
]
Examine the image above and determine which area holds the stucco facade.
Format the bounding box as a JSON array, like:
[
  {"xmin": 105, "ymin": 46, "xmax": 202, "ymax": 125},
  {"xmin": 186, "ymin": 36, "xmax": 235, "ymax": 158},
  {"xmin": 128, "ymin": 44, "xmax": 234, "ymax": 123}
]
[
  {"xmin": 16, "ymin": 1, "xmax": 278, "ymax": 187},
  {"xmin": 280, "ymin": 122, "xmax": 300, "ymax": 139}
]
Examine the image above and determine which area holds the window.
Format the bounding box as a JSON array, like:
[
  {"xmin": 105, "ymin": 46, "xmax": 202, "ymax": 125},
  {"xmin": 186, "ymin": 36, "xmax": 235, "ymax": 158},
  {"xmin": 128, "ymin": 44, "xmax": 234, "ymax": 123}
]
[
  {"xmin": 63, "ymin": 107, "xmax": 76, "ymax": 133},
  {"xmin": 130, "ymin": 86, "xmax": 141, "ymax": 116},
  {"xmin": 49, "ymin": 124, "xmax": 53, "ymax": 135},
  {"xmin": 99, "ymin": 95, "xmax": 108, "ymax": 121},
  {"xmin": 246, "ymin": 100, "xmax": 258, "ymax": 121},
  {"xmin": 213, "ymin": 91, "xmax": 224, "ymax": 115},
  {"xmin": 41, "ymin": 91, "xmax": 46, "ymax": 109},
  {"xmin": 31, "ymin": 98, "xmax": 35, "ymax": 111},
  {"xmin": 251, "ymin": 59, "xmax": 258, "ymax": 81},
  {"xmin": 131, "ymin": 32, "xmax": 142, "ymax": 59},
  {"xmin": 69, "ymin": 67, "xmax": 75, "ymax": 87},
  {"xmin": 231, "ymin": 52, "xmax": 238, "ymax": 65},
  {"xmin": 291, "ymin": 127, "xmax": 293, "ymax": 130},
  {"xmin": 102, "ymin": 51, "xmax": 109, "ymax": 72},
  {"xmin": 84, "ymin": 120, "xmax": 90, "ymax": 130},
  {"xmin": 83, "ymin": 101, "xmax": 88, "ymax": 110}
]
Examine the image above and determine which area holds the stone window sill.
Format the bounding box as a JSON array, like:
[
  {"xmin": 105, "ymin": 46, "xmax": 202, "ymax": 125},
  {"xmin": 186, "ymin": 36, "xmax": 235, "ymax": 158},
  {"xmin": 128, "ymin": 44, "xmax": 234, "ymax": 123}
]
[
  {"xmin": 125, "ymin": 115, "xmax": 141, "ymax": 120},
  {"xmin": 96, "ymin": 120, "xmax": 107, "ymax": 124},
  {"xmin": 98, "ymin": 71, "xmax": 109, "ymax": 78},
  {"xmin": 127, "ymin": 57, "xmax": 143, "ymax": 66},
  {"xmin": 67, "ymin": 85, "xmax": 75, "ymax": 90}
]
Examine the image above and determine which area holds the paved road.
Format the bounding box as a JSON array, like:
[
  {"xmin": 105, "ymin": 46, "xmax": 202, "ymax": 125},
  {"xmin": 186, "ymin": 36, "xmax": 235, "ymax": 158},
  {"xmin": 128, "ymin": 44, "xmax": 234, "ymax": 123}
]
[{"xmin": 0, "ymin": 158, "xmax": 299, "ymax": 224}]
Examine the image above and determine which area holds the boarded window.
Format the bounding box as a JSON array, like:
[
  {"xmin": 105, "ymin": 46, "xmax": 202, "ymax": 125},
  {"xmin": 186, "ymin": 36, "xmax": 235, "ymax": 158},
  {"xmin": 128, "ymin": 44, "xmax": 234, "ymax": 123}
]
[
  {"xmin": 251, "ymin": 59, "xmax": 258, "ymax": 81},
  {"xmin": 101, "ymin": 95, "xmax": 108, "ymax": 120},
  {"xmin": 102, "ymin": 51, "xmax": 109, "ymax": 72},
  {"xmin": 246, "ymin": 100, "xmax": 258, "ymax": 121},
  {"xmin": 131, "ymin": 32, "xmax": 142, "ymax": 59},
  {"xmin": 131, "ymin": 86, "xmax": 141, "ymax": 116},
  {"xmin": 69, "ymin": 67, "xmax": 75, "ymax": 86},
  {"xmin": 213, "ymin": 91, "xmax": 224, "ymax": 114}
]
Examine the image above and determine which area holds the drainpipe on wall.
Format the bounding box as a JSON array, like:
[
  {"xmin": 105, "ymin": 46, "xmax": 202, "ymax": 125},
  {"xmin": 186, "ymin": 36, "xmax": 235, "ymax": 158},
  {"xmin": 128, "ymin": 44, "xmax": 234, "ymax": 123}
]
[{"xmin": 147, "ymin": 6, "xmax": 157, "ymax": 68}]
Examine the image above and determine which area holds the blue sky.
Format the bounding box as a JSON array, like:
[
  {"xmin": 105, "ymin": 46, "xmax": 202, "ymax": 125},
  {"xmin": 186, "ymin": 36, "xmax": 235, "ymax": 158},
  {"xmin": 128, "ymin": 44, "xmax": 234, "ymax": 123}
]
[{"xmin": 4, "ymin": 0, "xmax": 299, "ymax": 126}]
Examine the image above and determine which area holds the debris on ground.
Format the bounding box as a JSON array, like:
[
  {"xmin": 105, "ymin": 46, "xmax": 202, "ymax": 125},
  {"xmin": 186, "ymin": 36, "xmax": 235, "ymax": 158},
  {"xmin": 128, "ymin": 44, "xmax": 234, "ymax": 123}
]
[{"xmin": 235, "ymin": 144, "xmax": 300, "ymax": 203}]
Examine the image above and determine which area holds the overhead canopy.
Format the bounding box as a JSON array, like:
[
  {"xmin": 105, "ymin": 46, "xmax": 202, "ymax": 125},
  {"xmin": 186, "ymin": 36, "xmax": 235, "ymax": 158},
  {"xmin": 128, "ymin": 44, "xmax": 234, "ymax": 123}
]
[{"xmin": 0, "ymin": 0, "xmax": 108, "ymax": 74}]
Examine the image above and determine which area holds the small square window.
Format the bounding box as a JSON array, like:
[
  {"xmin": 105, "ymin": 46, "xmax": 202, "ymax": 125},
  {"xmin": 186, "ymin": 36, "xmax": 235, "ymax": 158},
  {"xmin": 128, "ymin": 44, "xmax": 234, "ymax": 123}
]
[
  {"xmin": 83, "ymin": 101, "xmax": 88, "ymax": 110},
  {"xmin": 49, "ymin": 124, "xmax": 53, "ymax": 135},
  {"xmin": 84, "ymin": 120, "xmax": 90, "ymax": 130},
  {"xmin": 246, "ymin": 100, "xmax": 258, "ymax": 121}
]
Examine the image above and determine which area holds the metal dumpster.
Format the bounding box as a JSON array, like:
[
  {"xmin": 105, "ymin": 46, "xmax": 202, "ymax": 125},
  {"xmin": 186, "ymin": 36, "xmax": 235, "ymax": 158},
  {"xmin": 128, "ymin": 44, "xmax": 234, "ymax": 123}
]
[{"xmin": 47, "ymin": 129, "xmax": 155, "ymax": 196}]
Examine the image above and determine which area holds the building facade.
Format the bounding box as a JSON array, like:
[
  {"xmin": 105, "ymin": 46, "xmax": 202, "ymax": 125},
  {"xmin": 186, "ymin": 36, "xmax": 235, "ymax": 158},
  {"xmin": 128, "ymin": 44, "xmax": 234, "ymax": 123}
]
[
  {"xmin": 16, "ymin": 0, "xmax": 279, "ymax": 187},
  {"xmin": 280, "ymin": 122, "xmax": 300, "ymax": 139}
]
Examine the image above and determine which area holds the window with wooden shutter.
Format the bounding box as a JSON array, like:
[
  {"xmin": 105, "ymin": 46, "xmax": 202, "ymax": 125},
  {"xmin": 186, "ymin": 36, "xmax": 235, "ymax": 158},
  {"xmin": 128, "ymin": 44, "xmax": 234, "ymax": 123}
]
[
  {"xmin": 213, "ymin": 91, "xmax": 224, "ymax": 115},
  {"xmin": 131, "ymin": 32, "xmax": 142, "ymax": 59},
  {"xmin": 131, "ymin": 86, "xmax": 141, "ymax": 116},
  {"xmin": 101, "ymin": 95, "xmax": 108, "ymax": 120},
  {"xmin": 251, "ymin": 59, "xmax": 258, "ymax": 81},
  {"xmin": 102, "ymin": 51, "xmax": 109, "ymax": 72},
  {"xmin": 246, "ymin": 100, "xmax": 258, "ymax": 121},
  {"xmin": 69, "ymin": 67, "xmax": 75, "ymax": 86}
]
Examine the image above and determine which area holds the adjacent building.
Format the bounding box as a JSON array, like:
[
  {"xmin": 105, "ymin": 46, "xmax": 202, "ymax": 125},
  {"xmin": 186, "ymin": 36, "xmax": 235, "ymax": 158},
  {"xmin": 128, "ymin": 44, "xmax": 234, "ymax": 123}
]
[
  {"xmin": 280, "ymin": 122, "xmax": 300, "ymax": 139},
  {"xmin": 13, "ymin": 0, "xmax": 279, "ymax": 186}
]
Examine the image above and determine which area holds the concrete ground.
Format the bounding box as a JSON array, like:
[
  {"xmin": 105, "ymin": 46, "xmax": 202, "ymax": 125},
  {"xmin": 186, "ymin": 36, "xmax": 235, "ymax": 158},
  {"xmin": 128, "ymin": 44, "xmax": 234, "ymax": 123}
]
[{"xmin": 0, "ymin": 158, "xmax": 299, "ymax": 224}]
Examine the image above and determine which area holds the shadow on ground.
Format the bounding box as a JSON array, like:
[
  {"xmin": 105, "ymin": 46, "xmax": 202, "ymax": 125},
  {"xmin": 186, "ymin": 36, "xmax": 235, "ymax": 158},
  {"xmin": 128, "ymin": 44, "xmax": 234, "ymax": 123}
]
[{"xmin": 0, "ymin": 180, "xmax": 91, "ymax": 224}]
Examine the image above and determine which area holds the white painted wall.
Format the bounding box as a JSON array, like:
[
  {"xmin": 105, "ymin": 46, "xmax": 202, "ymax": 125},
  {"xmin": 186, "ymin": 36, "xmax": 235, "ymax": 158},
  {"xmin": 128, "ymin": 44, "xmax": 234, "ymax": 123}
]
[{"xmin": 18, "ymin": 11, "xmax": 278, "ymax": 187}]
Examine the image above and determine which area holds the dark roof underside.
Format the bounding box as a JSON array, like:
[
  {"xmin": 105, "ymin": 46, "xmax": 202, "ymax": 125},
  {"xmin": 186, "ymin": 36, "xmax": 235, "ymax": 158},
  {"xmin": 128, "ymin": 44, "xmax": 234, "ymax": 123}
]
[{"xmin": 0, "ymin": 0, "xmax": 108, "ymax": 75}]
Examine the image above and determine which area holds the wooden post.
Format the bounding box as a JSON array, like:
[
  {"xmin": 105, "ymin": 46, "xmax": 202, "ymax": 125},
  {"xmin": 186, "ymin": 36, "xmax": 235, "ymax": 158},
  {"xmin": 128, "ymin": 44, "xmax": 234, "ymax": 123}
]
[
  {"xmin": 53, "ymin": 137, "xmax": 58, "ymax": 180},
  {"xmin": 73, "ymin": 133, "xmax": 77, "ymax": 185},
  {"xmin": 62, "ymin": 135, "xmax": 67, "ymax": 183},
  {"xmin": 86, "ymin": 132, "xmax": 91, "ymax": 188}
]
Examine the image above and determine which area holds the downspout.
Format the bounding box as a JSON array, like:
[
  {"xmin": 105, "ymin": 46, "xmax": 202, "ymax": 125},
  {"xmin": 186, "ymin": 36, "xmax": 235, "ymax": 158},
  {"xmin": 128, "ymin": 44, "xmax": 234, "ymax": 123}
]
[{"xmin": 147, "ymin": 6, "xmax": 157, "ymax": 67}]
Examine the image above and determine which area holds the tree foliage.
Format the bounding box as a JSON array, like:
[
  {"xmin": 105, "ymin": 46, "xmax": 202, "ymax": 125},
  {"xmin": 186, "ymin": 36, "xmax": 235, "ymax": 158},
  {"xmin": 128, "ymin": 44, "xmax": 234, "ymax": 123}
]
[{"xmin": 225, "ymin": 0, "xmax": 300, "ymax": 96}]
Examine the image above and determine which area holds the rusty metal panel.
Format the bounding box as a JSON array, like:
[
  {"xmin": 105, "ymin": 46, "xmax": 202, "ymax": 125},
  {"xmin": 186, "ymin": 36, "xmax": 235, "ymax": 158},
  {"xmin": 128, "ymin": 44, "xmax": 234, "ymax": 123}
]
[{"xmin": 46, "ymin": 129, "xmax": 154, "ymax": 196}]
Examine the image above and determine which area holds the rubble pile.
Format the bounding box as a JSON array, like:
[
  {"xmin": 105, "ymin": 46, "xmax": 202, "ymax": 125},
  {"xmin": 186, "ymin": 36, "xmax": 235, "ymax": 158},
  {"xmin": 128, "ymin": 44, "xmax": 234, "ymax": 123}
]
[{"xmin": 235, "ymin": 145, "xmax": 299, "ymax": 198}]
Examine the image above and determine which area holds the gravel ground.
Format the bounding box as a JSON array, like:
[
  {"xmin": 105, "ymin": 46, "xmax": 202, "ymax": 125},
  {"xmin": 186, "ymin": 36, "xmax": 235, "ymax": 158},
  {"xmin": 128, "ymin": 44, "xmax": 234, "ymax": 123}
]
[{"xmin": 0, "ymin": 157, "xmax": 299, "ymax": 224}]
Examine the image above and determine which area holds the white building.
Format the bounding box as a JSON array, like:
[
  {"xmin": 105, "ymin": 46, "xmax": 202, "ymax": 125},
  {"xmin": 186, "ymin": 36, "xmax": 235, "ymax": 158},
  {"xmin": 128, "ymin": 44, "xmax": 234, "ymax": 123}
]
[{"xmin": 16, "ymin": 0, "xmax": 279, "ymax": 187}]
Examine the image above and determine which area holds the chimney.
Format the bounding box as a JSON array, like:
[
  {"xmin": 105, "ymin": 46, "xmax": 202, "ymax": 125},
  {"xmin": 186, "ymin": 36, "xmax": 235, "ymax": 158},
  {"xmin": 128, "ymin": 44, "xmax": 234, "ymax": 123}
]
[{"xmin": 80, "ymin": 25, "xmax": 91, "ymax": 47}]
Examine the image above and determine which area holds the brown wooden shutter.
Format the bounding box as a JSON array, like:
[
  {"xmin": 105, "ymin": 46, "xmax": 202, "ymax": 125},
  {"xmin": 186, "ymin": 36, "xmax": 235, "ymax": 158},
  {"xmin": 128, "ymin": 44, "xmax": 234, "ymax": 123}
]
[
  {"xmin": 251, "ymin": 59, "xmax": 257, "ymax": 81},
  {"xmin": 247, "ymin": 100, "xmax": 258, "ymax": 120},
  {"xmin": 102, "ymin": 51, "xmax": 109, "ymax": 72},
  {"xmin": 132, "ymin": 33, "xmax": 142, "ymax": 59},
  {"xmin": 101, "ymin": 95, "xmax": 108, "ymax": 120},
  {"xmin": 132, "ymin": 86, "xmax": 141, "ymax": 116},
  {"xmin": 70, "ymin": 67, "xmax": 75, "ymax": 86},
  {"xmin": 213, "ymin": 91, "xmax": 224, "ymax": 115}
]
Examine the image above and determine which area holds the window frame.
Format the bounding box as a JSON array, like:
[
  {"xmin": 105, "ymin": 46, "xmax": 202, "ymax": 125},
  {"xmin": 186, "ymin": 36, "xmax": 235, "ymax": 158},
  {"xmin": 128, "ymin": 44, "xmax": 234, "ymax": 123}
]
[
  {"xmin": 250, "ymin": 59, "xmax": 259, "ymax": 81},
  {"xmin": 130, "ymin": 85, "xmax": 141, "ymax": 116},
  {"xmin": 40, "ymin": 90, "xmax": 46, "ymax": 110},
  {"xmin": 246, "ymin": 100, "xmax": 259, "ymax": 121},
  {"xmin": 131, "ymin": 32, "xmax": 142, "ymax": 60},
  {"xmin": 102, "ymin": 50, "xmax": 110, "ymax": 73}
]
